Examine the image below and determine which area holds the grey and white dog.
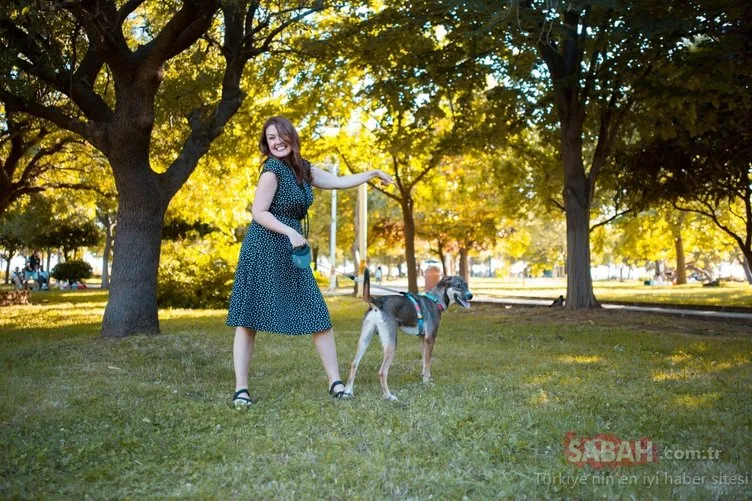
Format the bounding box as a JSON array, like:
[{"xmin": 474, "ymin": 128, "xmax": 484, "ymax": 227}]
[{"xmin": 344, "ymin": 269, "xmax": 473, "ymax": 400}]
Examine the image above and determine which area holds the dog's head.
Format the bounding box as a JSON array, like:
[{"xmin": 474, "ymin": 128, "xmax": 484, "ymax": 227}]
[{"xmin": 436, "ymin": 275, "xmax": 473, "ymax": 309}]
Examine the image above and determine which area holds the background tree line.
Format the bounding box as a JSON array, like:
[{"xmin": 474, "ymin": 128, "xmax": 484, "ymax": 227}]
[{"xmin": 1, "ymin": 0, "xmax": 749, "ymax": 337}]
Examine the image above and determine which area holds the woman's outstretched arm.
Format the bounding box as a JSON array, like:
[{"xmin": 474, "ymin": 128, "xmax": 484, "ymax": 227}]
[{"xmin": 310, "ymin": 166, "xmax": 393, "ymax": 190}]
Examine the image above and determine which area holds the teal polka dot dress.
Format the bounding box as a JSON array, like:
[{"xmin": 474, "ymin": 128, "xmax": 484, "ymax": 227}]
[{"xmin": 226, "ymin": 157, "xmax": 332, "ymax": 335}]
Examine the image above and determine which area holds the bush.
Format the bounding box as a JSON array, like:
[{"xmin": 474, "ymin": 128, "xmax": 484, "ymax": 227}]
[
  {"xmin": 313, "ymin": 268, "xmax": 329, "ymax": 287},
  {"xmin": 51, "ymin": 260, "xmax": 93, "ymax": 284},
  {"xmin": 157, "ymin": 240, "xmax": 238, "ymax": 309}
]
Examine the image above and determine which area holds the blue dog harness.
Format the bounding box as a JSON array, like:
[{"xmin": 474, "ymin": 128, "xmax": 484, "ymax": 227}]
[{"xmin": 404, "ymin": 292, "xmax": 445, "ymax": 336}]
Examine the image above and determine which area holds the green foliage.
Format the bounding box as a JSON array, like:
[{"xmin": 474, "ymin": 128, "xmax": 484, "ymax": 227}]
[
  {"xmin": 38, "ymin": 218, "xmax": 101, "ymax": 258},
  {"xmin": 312, "ymin": 268, "xmax": 328, "ymax": 287},
  {"xmin": 162, "ymin": 219, "xmax": 217, "ymax": 241},
  {"xmin": 0, "ymin": 195, "xmax": 54, "ymax": 252},
  {"xmin": 157, "ymin": 239, "xmax": 238, "ymax": 310},
  {"xmin": 51, "ymin": 260, "xmax": 93, "ymax": 284}
]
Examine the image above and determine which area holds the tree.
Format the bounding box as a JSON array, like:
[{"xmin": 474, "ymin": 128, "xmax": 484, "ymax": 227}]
[
  {"xmin": 499, "ymin": 0, "xmax": 712, "ymax": 307},
  {"xmin": 419, "ymin": 153, "xmax": 518, "ymax": 282},
  {"xmin": 610, "ymin": 2, "xmax": 751, "ymax": 283},
  {"xmin": 0, "ymin": 110, "xmax": 96, "ymax": 216},
  {"xmin": 51, "ymin": 259, "xmax": 92, "ymax": 285},
  {"xmin": 0, "ymin": 205, "xmax": 25, "ymax": 282},
  {"xmin": 38, "ymin": 216, "xmax": 101, "ymax": 260},
  {"xmin": 0, "ymin": 0, "xmax": 324, "ymax": 336}
]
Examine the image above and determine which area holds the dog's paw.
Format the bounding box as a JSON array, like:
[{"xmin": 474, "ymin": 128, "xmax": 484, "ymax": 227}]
[
  {"xmin": 422, "ymin": 376, "xmax": 434, "ymax": 384},
  {"xmin": 385, "ymin": 393, "xmax": 398, "ymax": 401},
  {"xmin": 344, "ymin": 385, "xmax": 354, "ymax": 396}
]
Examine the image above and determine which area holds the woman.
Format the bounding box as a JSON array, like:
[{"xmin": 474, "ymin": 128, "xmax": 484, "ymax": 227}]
[{"xmin": 227, "ymin": 116, "xmax": 393, "ymax": 406}]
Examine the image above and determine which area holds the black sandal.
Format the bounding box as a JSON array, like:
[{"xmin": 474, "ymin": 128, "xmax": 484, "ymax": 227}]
[
  {"xmin": 232, "ymin": 388, "xmax": 254, "ymax": 407},
  {"xmin": 329, "ymin": 380, "xmax": 351, "ymax": 399}
]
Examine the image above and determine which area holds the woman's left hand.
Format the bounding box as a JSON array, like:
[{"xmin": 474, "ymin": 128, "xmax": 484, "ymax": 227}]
[{"xmin": 371, "ymin": 170, "xmax": 394, "ymax": 185}]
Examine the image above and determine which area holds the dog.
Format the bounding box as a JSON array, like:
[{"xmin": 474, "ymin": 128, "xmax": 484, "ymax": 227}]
[{"xmin": 344, "ymin": 268, "xmax": 473, "ymax": 400}]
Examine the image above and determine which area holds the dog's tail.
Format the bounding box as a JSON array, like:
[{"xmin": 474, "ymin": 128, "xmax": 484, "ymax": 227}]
[{"xmin": 362, "ymin": 267, "xmax": 371, "ymax": 303}]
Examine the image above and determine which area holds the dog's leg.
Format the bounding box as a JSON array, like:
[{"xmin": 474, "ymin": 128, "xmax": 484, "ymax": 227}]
[
  {"xmin": 422, "ymin": 335, "xmax": 435, "ymax": 383},
  {"xmin": 344, "ymin": 310, "xmax": 378, "ymax": 395},
  {"xmin": 376, "ymin": 323, "xmax": 398, "ymax": 400},
  {"xmin": 378, "ymin": 343, "xmax": 397, "ymax": 400}
]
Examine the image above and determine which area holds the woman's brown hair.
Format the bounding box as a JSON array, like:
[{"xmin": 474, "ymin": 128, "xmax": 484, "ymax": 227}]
[{"xmin": 259, "ymin": 116, "xmax": 312, "ymax": 185}]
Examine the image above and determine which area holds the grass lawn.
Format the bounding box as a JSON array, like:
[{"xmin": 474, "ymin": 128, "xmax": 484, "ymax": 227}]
[
  {"xmin": 1, "ymin": 290, "xmax": 751, "ymax": 499},
  {"xmin": 331, "ymin": 277, "xmax": 752, "ymax": 308},
  {"xmin": 449, "ymin": 279, "xmax": 752, "ymax": 309}
]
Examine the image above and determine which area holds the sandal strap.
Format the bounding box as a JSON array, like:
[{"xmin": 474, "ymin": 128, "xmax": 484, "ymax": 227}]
[
  {"xmin": 233, "ymin": 389, "xmax": 251, "ymax": 400},
  {"xmin": 329, "ymin": 380, "xmax": 344, "ymax": 395}
]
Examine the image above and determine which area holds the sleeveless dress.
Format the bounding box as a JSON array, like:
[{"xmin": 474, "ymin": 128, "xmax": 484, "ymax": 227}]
[{"xmin": 226, "ymin": 157, "xmax": 332, "ymax": 335}]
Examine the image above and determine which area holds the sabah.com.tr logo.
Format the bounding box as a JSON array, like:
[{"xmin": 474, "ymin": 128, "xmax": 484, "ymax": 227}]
[{"xmin": 564, "ymin": 432, "xmax": 659, "ymax": 469}]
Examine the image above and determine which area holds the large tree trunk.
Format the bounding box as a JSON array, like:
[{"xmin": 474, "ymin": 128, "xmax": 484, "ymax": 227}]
[
  {"xmin": 100, "ymin": 213, "xmax": 114, "ymax": 290},
  {"xmin": 437, "ymin": 240, "xmax": 448, "ymax": 276},
  {"xmin": 101, "ymin": 149, "xmax": 166, "ymax": 338},
  {"xmin": 458, "ymin": 248, "xmax": 469, "ymax": 282},
  {"xmin": 561, "ymin": 126, "xmax": 599, "ymax": 309},
  {"xmin": 742, "ymin": 252, "xmax": 752, "ymax": 285},
  {"xmin": 401, "ymin": 196, "xmax": 418, "ymax": 293},
  {"xmin": 674, "ymin": 234, "xmax": 687, "ymax": 285}
]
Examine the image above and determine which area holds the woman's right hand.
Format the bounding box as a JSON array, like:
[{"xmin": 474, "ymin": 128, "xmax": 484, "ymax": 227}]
[{"xmin": 288, "ymin": 231, "xmax": 307, "ymax": 249}]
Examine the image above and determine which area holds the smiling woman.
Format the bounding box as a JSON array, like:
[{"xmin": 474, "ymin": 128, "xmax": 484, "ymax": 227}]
[{"xmin": 226, "ymin": 116, "xmax": 393, "ymax": 407}]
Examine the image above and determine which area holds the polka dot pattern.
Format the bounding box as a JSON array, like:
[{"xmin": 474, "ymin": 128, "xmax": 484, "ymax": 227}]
[{"xmin": 226, "ymin": 157, "xmax": 331, "ymax": 335}]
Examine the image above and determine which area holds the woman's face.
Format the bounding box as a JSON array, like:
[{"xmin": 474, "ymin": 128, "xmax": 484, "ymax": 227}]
[{"xmin": 265, "ymin": 124, "xmax": 292, "ymax": 159}]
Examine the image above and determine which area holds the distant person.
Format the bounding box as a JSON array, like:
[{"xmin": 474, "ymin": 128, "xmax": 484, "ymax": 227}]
[
  {"xmin": 375, "ymin": 266, "xmax": 383, "ymax": 284},
  {"xmin": 37, "ymin": 266, "xmax": 49, "ymax": 290},
  {"xmin": 28, "ymin": 251, "xmax": 41, "ymax": 272},
  {"xmin": 11, "ymin": 267, "xmax": 23, "ymax": 289}
]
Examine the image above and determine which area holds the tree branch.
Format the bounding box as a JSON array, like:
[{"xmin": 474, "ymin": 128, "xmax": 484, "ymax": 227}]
[
  {"xmin": 407, "ymin": 162, "xmax": 437, "ymax": 192},
  {"xmin": 65, "ymin": 0, "xmax": 132, "ymax": 65},
  {"xmin": 250, "ymin": 3, "xmax": 323, "ymax": 57},
  {"xmin": 589, "ymin": 209, "xmax": 632, "ymax": 232},
  {"xmin": 549, "ymin": 197, "xmax": 565, "ymax": 211},
  {"xmin": 0, "ymin": 19, "xmax": 113, "ymax": 121},
  {"xmin": 136, "ymin": 0, "xmax": 220, "ymax": 65},
  {"xmin": 0, "ymin": 89, "xmax": 89, "ymax": 138},
  {"xmin": 673, "ymin": 200, "xmax": 745, "ymax": 251},
  {"xmin": 116, "ymin": 0, "xmax": 148, "ymax": 26}
]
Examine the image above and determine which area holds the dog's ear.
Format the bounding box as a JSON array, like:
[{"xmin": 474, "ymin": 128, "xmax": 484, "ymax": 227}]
[{"xmin": 437, "ymin": 276, "xmax": 452, "ymax": 288}]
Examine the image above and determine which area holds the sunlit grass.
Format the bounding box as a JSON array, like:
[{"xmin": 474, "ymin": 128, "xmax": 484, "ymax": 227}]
[
  {"xmin": 1, "ymin": 292, "xmax": 751, "ymax": 498},
  {"xmin": 466, "ymin": 278, "xmax": 752, "ymax": 307},
  {"xmin": 557, "ymin": 355, "xmax": 603, "ymax": 364}
]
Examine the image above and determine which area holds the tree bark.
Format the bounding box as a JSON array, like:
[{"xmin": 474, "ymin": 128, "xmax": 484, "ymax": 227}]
[
  {"xmin": 437, "ymin": 240, "xmax": 448, "ymax": 276},
  {"xmin": 674, "ymin": 234, "xmax": 687, "ymax": 285},
  {"xmin": 101, "ymin": 146, "xmax": 165, "ymax": 337},
  {"xmin": 561, "ymin": 124, "xmax": 599, "ymax": 309},
  {"xmin": 401, "ymin": 196, "xmax": 418, "ymax": 293},
  {"xmin": 98, "ymin": 211, "xmax": 114, "ymax": 290},
  {"xmin": 458, "ymin": 248, "xmax": 469, "ymax": 282},
  {"xmin": 742, "ymin": 252, "xmax": 752, "ymax": 285}
]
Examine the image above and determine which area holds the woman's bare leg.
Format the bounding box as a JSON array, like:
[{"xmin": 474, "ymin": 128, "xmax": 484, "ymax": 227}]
[
  {"xmin": 312, "ymin": 328, "xmax": 345, "ymax": 392},
  {"xmin": 233, "ymin": 327, "xmax": 256, "ymax": 392}
]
